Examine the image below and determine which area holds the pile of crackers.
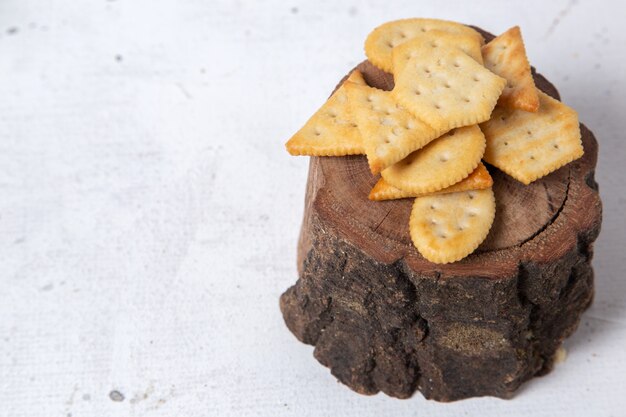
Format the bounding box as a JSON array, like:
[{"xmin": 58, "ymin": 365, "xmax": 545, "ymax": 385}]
[{"xmin": 285, "ymin": 19, "xmax": 584, "ymax": 264}]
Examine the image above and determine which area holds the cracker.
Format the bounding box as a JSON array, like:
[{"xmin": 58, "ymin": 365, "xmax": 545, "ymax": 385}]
[
  {"xmin": 393, "ymin": 45, "xmax": 506, "ymax": 133},
  {"xmin": 345, "ymin": 81, "xmax": 438, "ymax": 173},
  {"xmin": 369, "ymin": 162, "xmax": 492, "ymax": 201},
  {"xmin": 365, "ymin": 18, "xmax": 484, "ymax": 73},
  {"xmin": 346, "ymin": 68, "xmax": 367, "ymax": 86},
  {"xmin": 391, "ymin": 30, "xmax": 483, "ymax": 75},
  {"xmin": 481, "ymin": 90, "xmax": 583, "ymax": 185},
  {"xmin": 381, "ymin": 125, "xmax": 486, "ymax": 194},
  {"xmin": 285, "ymin": 70, "xmax": 365, "ymax": 156},
  {"xmin": 482, "ymin": 26, "xmax": 539, "ymax": 112},
  {"xmin": 409, "ymin": 187, "xmax": 496, "ymax": 264}
]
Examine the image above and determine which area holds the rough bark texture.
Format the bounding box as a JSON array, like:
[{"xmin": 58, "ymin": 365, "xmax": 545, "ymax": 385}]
[{"xmin": 280, "ymin": 28, "xmax": 602, "ymax": 401}]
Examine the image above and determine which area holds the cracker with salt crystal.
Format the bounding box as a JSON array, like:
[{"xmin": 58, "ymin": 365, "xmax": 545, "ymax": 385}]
[
  {"xmin": 392, "ymin": 30, "xmax": 483, "ymax": 75},
  {"xmin": 345, "ymin": 81, "xmax": 438, "ymax": 174},
  {"xmin": 381, "ymin": 125, "xmax": 486, "ymax": 194},
  {"xmin": 285, "ymin": 70, "xmax": 365, "ymax": 156},
  {"xmin": 369, "ymin": 162, "xmax": 492, "ymax": 201},
  {"xmin": 482, "ymin": 26, "xmax": 539, "ymax": 112},
  {"xmin": 365, "ymin": 18, "xmax": 484, "ymax": 73},
  {"xmin": 410, "ymin": 187, "xmax": 496, "ymax": 264},
  {"xmin": 481, "ymin": 90, "xmax": 583, "ymax": 185},
  {"xmin": 393, "ymin": 45, "xmax": 506, "ymax": 133}
]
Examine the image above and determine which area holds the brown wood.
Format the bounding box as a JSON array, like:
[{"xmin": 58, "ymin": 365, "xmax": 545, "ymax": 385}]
[{"xmin": 280, "ymin": 29, "xmax": 602, "ymax": 401}]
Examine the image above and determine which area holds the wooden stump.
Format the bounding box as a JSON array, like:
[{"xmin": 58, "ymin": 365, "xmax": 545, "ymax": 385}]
[{"xmin": 280, "ymin": 32, "xmax": 602, "ymax": 401}]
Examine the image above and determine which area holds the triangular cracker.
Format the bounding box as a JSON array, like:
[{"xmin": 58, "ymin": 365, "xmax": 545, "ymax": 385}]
[
  {"xmin": 409, "ymin": 187, "xmax": 496, "ymax": 264},
  {"xmin": 380, "ymin": 125, "xmax": 486, "ymax": 194},
  {"xmin": 391, "ymin": 30, "xmax": 483, "ymax": 75},
  {"xmin": 365, "ymin": 18, "xmax": 484, "ymax": 73},
  {"xmin": 393, "ymin": 45, "xmax": 506, "ymax": 133},
  {"xmin": 369, "ymin": 162, "xmax": 493, "ymax": 201},
  {"xmin": 345, "ymin": 68, "xmax": 367, "ymax": 86},
  {"xmin": 344, "ymin": 81, "xmax": 438, "ymax": 174},
  {"xmin": 285, "ymin": 70, "xmax": 365, "ymax": 156},
  {"xmin": 482, "ymin": 26, "xmax": 539, "ymax": 112},
  {"xmin": 481, "ymin": 90, "xmax": 584, "ymax": 185}
]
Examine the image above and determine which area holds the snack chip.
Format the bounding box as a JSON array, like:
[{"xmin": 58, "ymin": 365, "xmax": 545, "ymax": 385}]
[
  {"xmin": 482, "ymin": 26, "xmax": 539, "ymax": 112},
  {"xmin": 391, "ymin": 30, "xmax": 483, "ymax": 75},
  {"xmin": 381, "ymin": 125, "xmax": 486, "ymax": 194},
  {"xmin": 285, "ymin": 71, "xmax": 365, "ymax": 156},
  {"xmin": 365, "ymin": 18, "xmax": 484, "ymax": 73},
  {"xmin": 345, "ymin": 81, "xmax": 438, "ymax": 174},
  {"xmin": 481, "ymin": 90, "xmax": 583, "ymax": 184},
  {"xmin": 409, "ymin": 187, "xmax": 496, "ymax": 264},
  {"xmin": 393, "ymin": 45, "xmax": 506, "ymax": 133},
  {"xmin": 369, "ymin": 162, "xmax": 492, "ymax": 200}
]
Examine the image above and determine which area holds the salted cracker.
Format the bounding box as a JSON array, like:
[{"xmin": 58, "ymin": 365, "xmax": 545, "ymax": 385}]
[
  {"xmin": 345, "ymin": 81, "xmax": 438, "ymax": 174},
  {"xmin": 369, "ymin": 162, "xmax": 492, "ymax": 201},
  {"xmin": 393, "ymin": 45, "xmax": 506, "ymax": 133},
  {"xmin": 481, "ymin": 90, "xmax": 584, "ymax": 185},
  {"xmin": 482, "ymin": 26, "xmax": 539, "ymax": 112},
  {"xmin": 285, "ymin": 70, "xmax": 366, "ymax": 156},
  {"xmin": 391, "ymin": 30, "xmax": 483, "ymax": 75},
  {"xmin": 409, "ymin": 187, "xmax": 496, "ymax": 264},
  {"xmin": 381, "ymin": 125, "xmax": 486, "ymax": 194},
  {"xmin": 365, "ymin": 18, "xmax": 484, "ymax": 73}
]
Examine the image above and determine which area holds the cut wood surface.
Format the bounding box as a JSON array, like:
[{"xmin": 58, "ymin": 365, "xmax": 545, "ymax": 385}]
[{"xmin": 281, "ymin": 28, "xmax": 602, "ymax": 401}]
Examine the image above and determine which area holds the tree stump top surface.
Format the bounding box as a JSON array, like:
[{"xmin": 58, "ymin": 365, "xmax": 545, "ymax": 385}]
[{"xmin": 301, "ymin": 59, "xmax": 601, "ymax": 279}]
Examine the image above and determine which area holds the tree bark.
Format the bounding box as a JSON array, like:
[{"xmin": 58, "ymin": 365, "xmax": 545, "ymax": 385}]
[{"xmin": 280, "ymin": 30, "xmax": 602, "ymax": 401}]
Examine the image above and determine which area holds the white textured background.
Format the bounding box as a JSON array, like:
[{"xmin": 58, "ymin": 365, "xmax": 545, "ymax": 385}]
[{"xmin": 0, "ymin": 0, "xmax": 625, "ymax": 416}]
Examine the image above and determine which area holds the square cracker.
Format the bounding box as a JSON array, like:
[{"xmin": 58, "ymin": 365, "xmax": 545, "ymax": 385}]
[
  {"xmin": 285, "ymin": 71, "xmax": 365, "ymax": 156},
  {"xmin": 369, "ymin": 162, "xmax": 493, "ymax": 201},
  {"xmin": 482, "ymin": 26, "xmax": 539, "ymax": 112},
  {"xmin": 392, "ymin": 30, "xmax": 483, "ymax": 76},
  {"xmin": 345, "ymin": 81, "xmax": 438, "ymax": 174},
  {"xmin": 393, "ymin": 45, "xmax": 506, "ymax": 133},
  {"xmin": 409, "ymin": 187, "xmax": 496, "ymax": 264},
  {"xmin": 481, "ymin": 90, "xmax": 584, "ymax": 185},
  {"xmin": 365, "ymin": 18, "xmax": 484, "ymax": 73}
]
